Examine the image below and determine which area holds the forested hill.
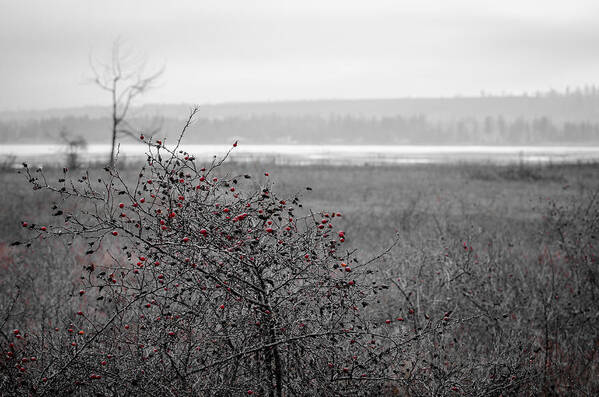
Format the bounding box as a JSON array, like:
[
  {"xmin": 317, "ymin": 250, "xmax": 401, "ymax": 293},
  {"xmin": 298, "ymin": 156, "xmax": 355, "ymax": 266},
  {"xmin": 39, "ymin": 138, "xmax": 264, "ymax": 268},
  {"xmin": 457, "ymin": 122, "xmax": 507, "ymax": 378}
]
[{"xmin": 2, "ymin": 92, "xmax": 599, "ymax": 145}]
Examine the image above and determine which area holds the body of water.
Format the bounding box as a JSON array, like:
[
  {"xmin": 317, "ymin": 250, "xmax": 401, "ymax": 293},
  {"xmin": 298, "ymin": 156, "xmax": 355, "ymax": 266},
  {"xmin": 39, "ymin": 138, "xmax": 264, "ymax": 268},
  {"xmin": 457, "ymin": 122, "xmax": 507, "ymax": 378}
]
[{"xmin": 2, "ymin": 144, "xmax": 599, "ymax": 166}]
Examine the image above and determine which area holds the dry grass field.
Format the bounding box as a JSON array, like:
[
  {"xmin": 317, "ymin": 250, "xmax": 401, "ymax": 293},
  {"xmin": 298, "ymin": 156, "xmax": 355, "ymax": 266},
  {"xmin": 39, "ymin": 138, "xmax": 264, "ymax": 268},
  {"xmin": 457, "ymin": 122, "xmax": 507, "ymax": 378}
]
[{"xmin": 1, "ymin": 160, "xmax": 598, "ymax": 395}]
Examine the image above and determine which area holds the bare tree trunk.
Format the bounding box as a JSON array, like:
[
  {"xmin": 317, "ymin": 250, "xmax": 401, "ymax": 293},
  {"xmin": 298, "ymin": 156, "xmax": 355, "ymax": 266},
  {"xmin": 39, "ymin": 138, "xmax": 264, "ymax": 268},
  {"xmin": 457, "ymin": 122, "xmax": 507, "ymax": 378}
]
[
  {"xmin": 109, "ymin": 122, "xmax": 117, "ymax": 168},
  {"xmin": 256, "ymin": 271, "xmax": 284, "ymax": 397},
  {"xmin": 109, "ymin": 79, "xmax": 118, "ymax": 168},
  {"xmin": 272, "ymin": 343, "xmax": 284, "ymax": 397}
]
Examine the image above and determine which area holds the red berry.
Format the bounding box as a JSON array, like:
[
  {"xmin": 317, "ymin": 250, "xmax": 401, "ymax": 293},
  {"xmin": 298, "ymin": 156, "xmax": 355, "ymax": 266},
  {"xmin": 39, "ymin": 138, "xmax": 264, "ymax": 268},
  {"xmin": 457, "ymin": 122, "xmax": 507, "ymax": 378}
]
[{"xmin": 112, "ymin": 231, "xmax": 118, "ymax": 236}]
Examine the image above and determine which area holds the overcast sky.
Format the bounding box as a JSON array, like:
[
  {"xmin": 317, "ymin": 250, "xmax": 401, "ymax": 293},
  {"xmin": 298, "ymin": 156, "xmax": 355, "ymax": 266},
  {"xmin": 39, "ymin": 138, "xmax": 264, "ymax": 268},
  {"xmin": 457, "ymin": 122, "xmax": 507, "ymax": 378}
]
[{"xmin": 1, "ymin": 0, "xmax": 599, "ymax": 110}]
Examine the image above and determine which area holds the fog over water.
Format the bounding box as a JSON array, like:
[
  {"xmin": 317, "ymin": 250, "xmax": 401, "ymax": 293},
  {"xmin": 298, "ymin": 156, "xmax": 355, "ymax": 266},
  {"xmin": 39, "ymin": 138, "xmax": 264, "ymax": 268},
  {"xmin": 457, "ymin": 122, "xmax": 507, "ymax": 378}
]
[
  {"xmin": 3, "ymin": 144, "xmax": 599, "ymax": 166},
  {"xmin": 2, "ymin": 1, "xmax": 599, "ymax": 160}
]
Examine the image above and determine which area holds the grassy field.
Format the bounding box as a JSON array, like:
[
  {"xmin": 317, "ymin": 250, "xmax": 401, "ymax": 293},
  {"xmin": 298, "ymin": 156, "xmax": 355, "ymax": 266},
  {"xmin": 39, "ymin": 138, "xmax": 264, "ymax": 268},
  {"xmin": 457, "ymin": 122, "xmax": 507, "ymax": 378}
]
[
  {"xmin": 1, "ymin": 160, "xmax": 598, "ymax": 395},
  {"xmin": 225, "ymin": 161, "xmax": 594, "ymax": 255},
  {"xmin": 1, "ymin": 160, "xmax": 589, "ymax": 255}
]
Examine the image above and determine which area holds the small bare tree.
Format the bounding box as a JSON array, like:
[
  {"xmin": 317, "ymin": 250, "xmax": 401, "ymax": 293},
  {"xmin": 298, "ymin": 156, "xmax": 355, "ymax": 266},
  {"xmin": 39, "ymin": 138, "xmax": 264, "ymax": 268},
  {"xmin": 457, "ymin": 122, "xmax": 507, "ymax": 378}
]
[
  {"xmin": 90, "ymin": 40, "xmax": 163, "ymax": 168},
  {"xmin": 59, "ymin": 127, "xmax": 87, "ymax": 170}
]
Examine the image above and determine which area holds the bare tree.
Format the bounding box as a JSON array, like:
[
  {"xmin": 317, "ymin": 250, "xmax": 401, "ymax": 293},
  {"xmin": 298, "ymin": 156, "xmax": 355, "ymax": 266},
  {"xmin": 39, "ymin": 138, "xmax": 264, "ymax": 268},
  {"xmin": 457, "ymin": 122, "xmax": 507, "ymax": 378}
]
[
  {"xmin": 90, "ymin": 40, "xmax": 163, "ymax": 168},
  {"xmin": 59, "ymin": 127, "xmax": 87, "ymax": 169}
]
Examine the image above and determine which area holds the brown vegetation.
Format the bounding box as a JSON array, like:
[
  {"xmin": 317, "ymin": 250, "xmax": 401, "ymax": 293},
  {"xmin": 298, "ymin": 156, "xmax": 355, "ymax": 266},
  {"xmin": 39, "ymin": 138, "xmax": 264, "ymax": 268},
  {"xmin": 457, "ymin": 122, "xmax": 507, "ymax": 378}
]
[{"xmin": 0, "ymin": 137, "xmax": 598, "ymax": 395}]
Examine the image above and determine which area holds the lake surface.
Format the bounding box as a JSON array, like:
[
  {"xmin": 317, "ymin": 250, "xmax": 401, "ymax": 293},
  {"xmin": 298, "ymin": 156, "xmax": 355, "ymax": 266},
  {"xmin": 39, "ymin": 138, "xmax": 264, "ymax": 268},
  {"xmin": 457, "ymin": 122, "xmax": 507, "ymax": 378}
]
[{"xmin": 2, "ymin": 144, "xmax": 599, "ymax": 166}]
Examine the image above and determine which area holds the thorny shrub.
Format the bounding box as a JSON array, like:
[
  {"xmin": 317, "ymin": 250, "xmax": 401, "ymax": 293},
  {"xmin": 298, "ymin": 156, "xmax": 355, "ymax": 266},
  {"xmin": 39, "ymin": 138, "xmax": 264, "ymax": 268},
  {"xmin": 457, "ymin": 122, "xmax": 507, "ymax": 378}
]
[
  {"xmin": 534, "ymin": 190, "xmax": 599, "ymax": 394},
  {"xmin": 0, "ymin": 110, "xmax": 423, "ymax": 396}
]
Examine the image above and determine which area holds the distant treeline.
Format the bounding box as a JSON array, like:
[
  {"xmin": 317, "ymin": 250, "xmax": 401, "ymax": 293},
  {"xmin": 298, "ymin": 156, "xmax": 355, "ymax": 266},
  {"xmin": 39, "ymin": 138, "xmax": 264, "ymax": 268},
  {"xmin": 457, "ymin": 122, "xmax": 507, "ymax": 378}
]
[
  {"xmin": 2, "ymin": 114, "xmax": 599, "ymax": 145},
  {"xmin": 3, "ymin": 90, "xmax": 599, "ymax": 145}
]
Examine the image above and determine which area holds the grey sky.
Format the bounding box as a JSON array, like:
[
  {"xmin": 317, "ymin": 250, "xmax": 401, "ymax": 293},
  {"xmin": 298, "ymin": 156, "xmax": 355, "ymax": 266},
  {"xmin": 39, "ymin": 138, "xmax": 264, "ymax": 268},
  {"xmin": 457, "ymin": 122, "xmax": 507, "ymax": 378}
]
[{"xmin": 1, "ymin": 0, "xmax": 599, "ymax": 110}]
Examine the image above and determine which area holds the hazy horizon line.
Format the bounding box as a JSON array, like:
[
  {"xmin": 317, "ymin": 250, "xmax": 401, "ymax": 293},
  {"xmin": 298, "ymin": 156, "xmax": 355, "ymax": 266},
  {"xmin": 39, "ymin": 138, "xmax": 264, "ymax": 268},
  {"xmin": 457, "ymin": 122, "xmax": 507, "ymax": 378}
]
[{"xmin": 2, "ymin": 87, "xmax": 595, "ymax": 114}]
